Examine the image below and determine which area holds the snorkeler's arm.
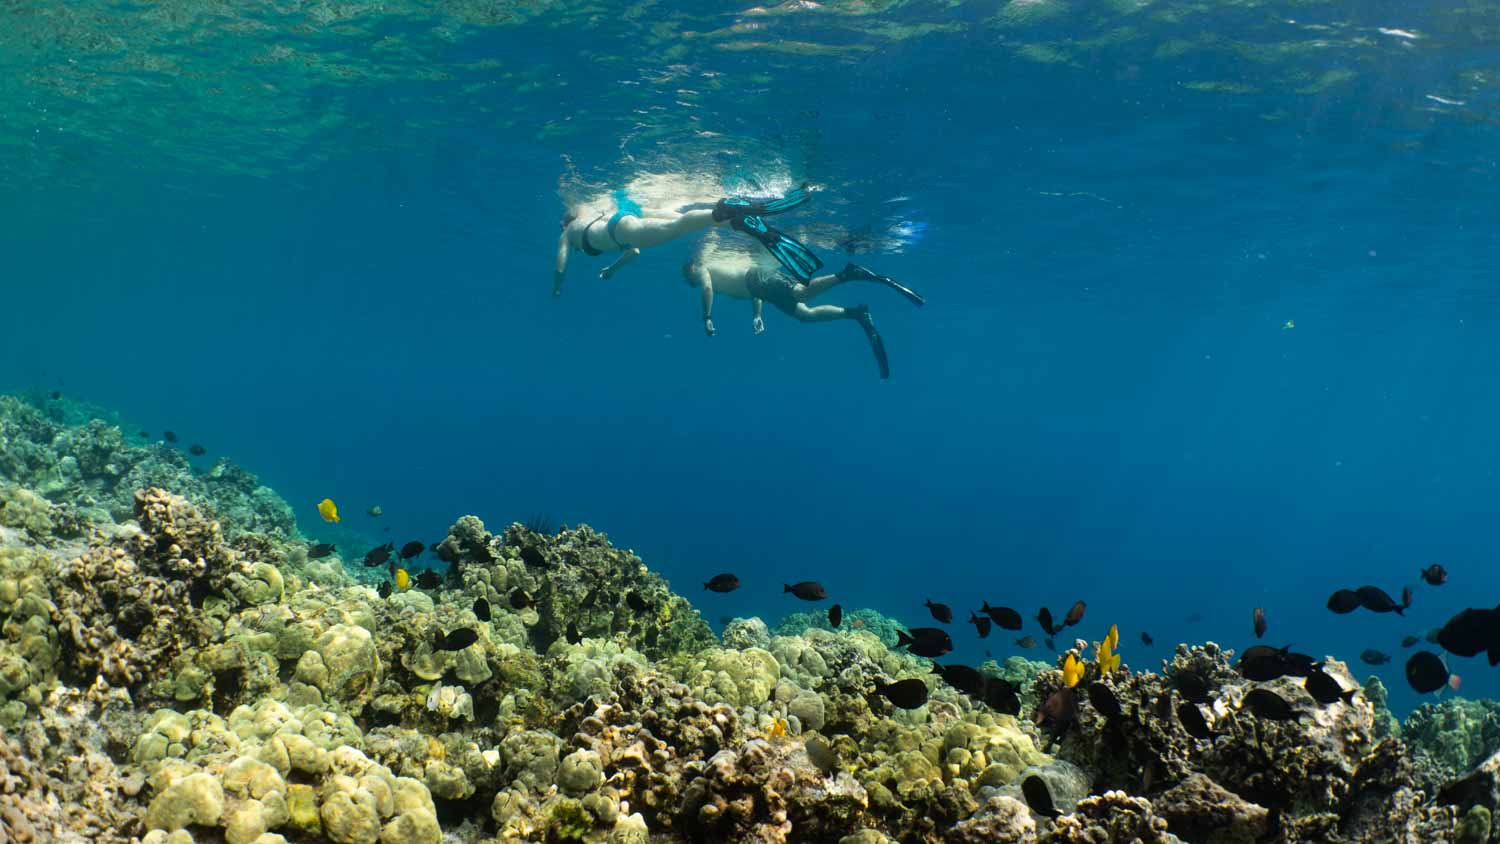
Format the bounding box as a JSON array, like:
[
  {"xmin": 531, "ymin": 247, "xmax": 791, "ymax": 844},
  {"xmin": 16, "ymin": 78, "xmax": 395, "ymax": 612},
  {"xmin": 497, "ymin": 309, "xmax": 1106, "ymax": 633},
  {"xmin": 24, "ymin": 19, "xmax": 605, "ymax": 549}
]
[
  {"xmin": 553, "ymin": 232, "xmax": 569, "ymax": 297},
  {"xmin": 600, "ymin": 247, "xmax": 640, "ymax": 280},
  {"xmin": 701, "ymin": 274, "xmax": 715, "ymax": 337},
  {"xmin": 752, "ymin": 298, "xmax": 764, "ymax": 335}
]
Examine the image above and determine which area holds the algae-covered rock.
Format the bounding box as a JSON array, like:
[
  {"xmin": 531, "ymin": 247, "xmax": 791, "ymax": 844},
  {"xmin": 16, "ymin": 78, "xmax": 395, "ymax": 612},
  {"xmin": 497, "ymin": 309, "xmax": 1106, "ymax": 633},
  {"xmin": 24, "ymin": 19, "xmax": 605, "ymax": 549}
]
[
  {"xmin": 146, "ymin": 771, "xmax": 225, "ymax": 831},
  {"xmin": 557, "ymin": 748, "xmax": 604, "ymax": 795},
  {"xmin": 310, "ymin": 623, "xmax": 380, "ymax": 705}
]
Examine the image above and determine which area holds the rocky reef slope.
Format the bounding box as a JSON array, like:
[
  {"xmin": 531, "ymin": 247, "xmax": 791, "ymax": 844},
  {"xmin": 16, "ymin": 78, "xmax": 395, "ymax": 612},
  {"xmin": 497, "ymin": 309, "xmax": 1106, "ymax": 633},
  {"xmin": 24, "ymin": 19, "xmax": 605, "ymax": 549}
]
[{"xmin": 0, "ymin": 394, "xmax": 1496, "ymax": 843}]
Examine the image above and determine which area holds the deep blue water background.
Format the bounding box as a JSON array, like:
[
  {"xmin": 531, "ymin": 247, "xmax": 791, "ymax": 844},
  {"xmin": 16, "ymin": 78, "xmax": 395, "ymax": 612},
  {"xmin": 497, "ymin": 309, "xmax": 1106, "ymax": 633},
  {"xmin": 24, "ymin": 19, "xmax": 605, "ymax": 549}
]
[{"xmin": 3, "ymin": 1, "xmax": 1498, "ymax": 715}]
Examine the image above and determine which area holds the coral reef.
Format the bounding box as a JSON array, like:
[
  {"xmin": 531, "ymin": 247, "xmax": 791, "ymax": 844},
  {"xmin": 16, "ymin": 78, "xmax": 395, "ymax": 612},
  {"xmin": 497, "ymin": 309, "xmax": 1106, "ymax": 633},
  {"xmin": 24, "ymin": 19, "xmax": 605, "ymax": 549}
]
[{"xmin": 0, "ymin": 396, "xmax": 1491, "ymax": 842}]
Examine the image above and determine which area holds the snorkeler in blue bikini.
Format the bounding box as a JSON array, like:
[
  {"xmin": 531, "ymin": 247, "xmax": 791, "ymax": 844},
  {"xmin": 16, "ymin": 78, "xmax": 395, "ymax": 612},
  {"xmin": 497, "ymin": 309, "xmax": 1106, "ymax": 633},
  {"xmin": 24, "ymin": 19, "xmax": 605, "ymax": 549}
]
[{"xmin": 553, "ymin": 184, "xmax": 819, "ymax": 297}]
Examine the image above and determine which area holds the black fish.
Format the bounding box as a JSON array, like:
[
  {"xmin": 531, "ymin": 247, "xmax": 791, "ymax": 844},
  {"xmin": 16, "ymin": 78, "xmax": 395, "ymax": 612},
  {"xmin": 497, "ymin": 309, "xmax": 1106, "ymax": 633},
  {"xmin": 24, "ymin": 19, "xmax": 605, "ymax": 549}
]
[
  {"xmin": 1020, "ymin": 775, "xmax": 1061, "ymax": 819},
  {"xmin": 1420, "ymin": 564, "xmax": 1447, "ymax": 586},
  {"xmin": 474, "ymin": 598, "xmax": 491, "ymax": 622},
  {"xmin": 784, "ymin": 581, "xmax": 827, "ymax": 601},
  {"xmin": 924, "ymin": 599, "xmax": 953, "ymax": 624},
  {"xmin": 1140, "ymin": 631, "xmax": 1153, "ymax": 646},
  {"xmin": 1360, "ymin": 649, "xmax": 1391, "ymax": 666},
  {"xmin": 362, "ymin": 542, "xmax": 394, "ymax": 567},
  {"xmin": 565, "ymin": 622, "xmax": 581, "ymax": 644},
  {"xmin": 1304, "ymin": 668, "xmax": 1355, "ymax": 705},
  {"xmin": 1326, "ymin": 589, "xmax": 1361, "ymax": 614},
  {"xmin": 137, "ymin": 430, "xmax": 150, "ymax": 438},
  {"xmin": 1063, "ymin": 600, "xmax": 1087, "ymax": 627},
  {"xmin": 1403, "ymin": 585, "xmax": 1413, "ymax": 611},
  {"xmin": 1253, "ymin": 607, "xmax": 1267, "ymax": 639},
  {"xmin": 414, "ymin": 570, "xmax": 442, "ymax": 590},
  {"xmin": 1177, "ymin": 702, "xmax": 1212, "ymax": 739},
  {"xmin": 1016, "ymin": 636, "xmax": 1037, "ymax": 649},
  {"xmin": 308, "ymin": 543, "xmax": 336, "ymax": 559},
  {"xmin": 1406, "ymin": 651, "xmax": 1449, "ymax": 694},
  {"xmin": 1037, "ymin": 607, "xmax": 1059, "ymax": 635},
  {"xmin": 1044, "ymin": 637, "xmax": 1056, "ymax": 651},
  {"xmin": 626, "ymin": 591, "xmax": 648, "ymax": 612},
  {"xmin": 399, "ymin": 541, "xmax": 425, "ymax": 561},
  {"xmin": 1239, "ymin": 645, "xmax": 1314, "ymax": 681},
  {"xmin": 434, "ymin": 627, "xmax": 479, "ymax": 651},
  {"xmin": 1355, "ymin": 585, "xmax": 1405, "ymax": 615},
  {"xmin": 49, "ymin": 391, "xmax": 60, "ymax": 400},
  {"xmin": 874, "ymin": 678, "xmax": 929, "ymax": 709},
  {"xmin": 933, "ymin": 664, "xmax": 986, "ymax": 697},
  {"xmin": 896, "ymin": 628, "xmax": 953, "ymax": 658},
  {"xmin": 377, "ymin": 581, "xmax": 391, "ymax": 599},
  {"xmin": 967, "ymin": 612, "xmax": 992, "ymax": 639},
  {"xmin": 1436, "ymin": 607, "xmax": 1498, "ymax": 658},
  {"xmin": 1173, "ymin": 669, "xmax": 1212, "ymax": 704},
  {"xmin": 829, "ymin": 604, "xmax": 842, "ymax": 628},
  {"xmin": 981, "ymin": 602, "xmax": 1023, "ymax": 631},
  {"xmin": 1036, "ymin": 686, "xmax": 1077, "ymax": 733},
  {"xmin": 1087, "ymin": 682, "xmax": 1122, "ymax": 719},
  {"xmin": 188, "ymin": 444, "xmax": 206, "ymax": 456},
  {"xmin": 1401, "ymin": 635, "xmax": 1420, "ymax": 648},
  {"xmin": 984, "ymin": 678, "xmax": 1021, "ymax": 715},
  {"xmin": 704, "ymin": 573, "xmax": 740, "ymax": 593},
  {"xmin": 1242, "ymin": 688, "xmax": 1297, "ymax": 721},
  {"xmin": 163, "ymin": 430, "xmax": 179, "ymax": 443},
  {"xmin": 509, "ymin": 588, "xmax": 532, "ymax": 610}
]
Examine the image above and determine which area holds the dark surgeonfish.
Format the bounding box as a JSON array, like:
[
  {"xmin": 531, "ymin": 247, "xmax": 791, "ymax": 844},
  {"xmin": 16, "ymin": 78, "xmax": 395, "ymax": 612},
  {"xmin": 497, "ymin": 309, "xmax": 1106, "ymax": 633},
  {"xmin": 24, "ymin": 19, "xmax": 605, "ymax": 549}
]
[
  {"xmin": 1239, "ymin": 645, "xmax": 1315, "ymax": 682},
  {"xmin": 1140, "ymin": 631, "xmax": 1153, "ymax": 646},
  {"xmin": 399, "ymin": 541, "xmax": 425, "ymax": 560},
  {"xmin": 362, "ymin": 542, "xmax": 395, "ymax": 567},
  {"xmin": 307, "ymin": 542, "xmax": 336, "ymax": 559},
  {"xmin": 932, "ymin": 663, "xmax": 986, "ymax": 697},
  {"xmin": 188, "ymin": 443, "xmax": 206, "ymax": 456},
  {"xmin": 1087, "ymin": 682, "xmax": 1122, "ymax": 719},
  {"xmin": 473, "ymin": 598, "xmax": 491, "ymax": 622},
  {"xmin": 1063, "ymin": 600, "xmax": 1087, "ymax": 627},
  {"xmin": 1253, "ymin": 607, "xmax": 1267, "ymax": 639},
  {"xmin": 1177, "ymin": 702, "xmax": 1213, "ymax": 739},
  {"xmin": 1016, "ymin": 636, "xmax": 1037, "ymax": 649},
  {"xmin": 434, "ymin": 627, "xmax": 479, "ymax": 651},
  {"xmin": 981, "ymin": 602, "xmax": 1023, "ymax": 630},
  {"xmin": 967, "ymin": 612, "xmax": 992, "ymax": 639},
  {"xmin": 984, "ymin": 677, "xmax": 1021, "ymax": 715},
  {"xmin": 829, "ymin": 604, "xmax": 843, "ymax": 628},
  {"xmin": 896, "ymin": 627, "xmax": 953, "ymax": 658},
  {"xmin": 1326, "ymin": 589, "xmax": 1361, "ymax": 614},
  {"xmin": 1241, "ymin": 688, "xmax": 1298, "ymax": 721},
  {"xmin": 1304, "ymin": 667, "xmax": 1356, "ymax": 705},
  {"xmin": 1420, "ymin": 563, "xmax": 1447, "ymax": 586},
  {"xmin": 1035, "ymin": 687, "xmax": 1077, "ymax": 734},
  {"xmin": 1037, "ymin": 607, "xmax": 1060, "ymax": 636},
  {"xmin": 924, "ymin": 599, "xmax": 954, "ymax": 624},
  {"xmin": 874, "ymin": 678, "xmax": 929, "ymax": 709},
  {"xmin": 1021, "ymin": 775, "xmax": 1061, "ymax": 818},
  {"xmin": 1405, "ymin": 651, "xmax": 1450, "ymax": 694},
  {"xmin": 784, "ymin": 581, "xmax": 827, "ymax": 601},
  {"xmin": 163, "ymin": 430, "xmax": 179, "ymax": 443},
  {"xmin": 1401, "ymin": 635, "xmax": 1420, "ymax": 648},
  {"xmin": 1436, "ymin": 607, "xmax": 1500, "ymax": 663},
  {"xmin": 1360, "ymin": 649, "xmax": 1391, "ymax": 666},
  {"xmin": 1172, "ymin": 669, "xmax": 1213, "ymax": 705},
  {"xmin": 414, "ymin": 570, "xmax": 443, "ymax": 590},
  {"xmin": 377, "ymin": 581, "xmax": 392, "ymax": 599},
  {"xmin": 704, "ymin": 573, "xmax": 740, "ymax": 593},
  {"xmin": 510, "ymin": 588, "xmax": 532, "ymax": 609},
  {"xmin": 1355, "ymin": 585, "xmax": 1406, "ymax": 615}
]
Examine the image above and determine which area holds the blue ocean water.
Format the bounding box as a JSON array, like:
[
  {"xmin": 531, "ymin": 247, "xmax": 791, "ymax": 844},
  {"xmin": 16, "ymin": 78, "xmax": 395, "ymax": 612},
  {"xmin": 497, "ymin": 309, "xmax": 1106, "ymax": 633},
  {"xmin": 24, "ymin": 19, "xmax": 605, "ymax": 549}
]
[{"xmin": 2, "ymin": 1, "xmax": 1497, "ymax": 716}]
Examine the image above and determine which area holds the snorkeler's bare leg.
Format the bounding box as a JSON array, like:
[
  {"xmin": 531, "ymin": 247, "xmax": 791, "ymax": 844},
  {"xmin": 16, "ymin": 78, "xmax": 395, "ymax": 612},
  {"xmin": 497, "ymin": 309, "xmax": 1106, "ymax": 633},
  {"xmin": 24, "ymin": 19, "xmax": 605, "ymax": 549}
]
[
  {"xmin": 553, "ymin": 232, "xmax": 570, "ymax": 297},
  {"xmin": 612, "ymin": 210, "xmax": 719, "ymax": 250},
  {"xmin": 600, "ymin": 247, "xmax": 640, "ymax": 280},
  {"xmin": 791, "ymin": 303, "xmax": 848, "ymax": 323},
  {"xmin": 794, "ymin": 273, "xmax": 843, "ymax": 302},
  {"xmin": 752, "ymin": 298, "xmax": 765, "ymax": 335}
]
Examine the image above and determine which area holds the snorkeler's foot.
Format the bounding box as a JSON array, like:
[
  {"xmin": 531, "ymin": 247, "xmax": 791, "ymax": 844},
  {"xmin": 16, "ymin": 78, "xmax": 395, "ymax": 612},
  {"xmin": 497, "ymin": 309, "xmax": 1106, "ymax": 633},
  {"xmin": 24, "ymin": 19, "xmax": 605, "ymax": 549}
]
[
  {"xmin": 712, "ymin": 183, "xmax": 811, "ymax": 222},
  {"xmin": 848, "ymin": 305, "xmax": 890, "ymax": 380},
  {"xmin": 837, "ymin": 263, "xmax": 925, "ymax": 307}
]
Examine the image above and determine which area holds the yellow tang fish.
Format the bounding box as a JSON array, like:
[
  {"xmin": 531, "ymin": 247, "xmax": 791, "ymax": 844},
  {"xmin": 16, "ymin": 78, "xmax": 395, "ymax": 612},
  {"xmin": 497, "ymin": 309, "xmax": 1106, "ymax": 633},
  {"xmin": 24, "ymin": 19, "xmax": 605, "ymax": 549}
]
[
  {"xmin": 317, "ymin": 498, "xmax": 340, "ymax": 523},
  {"xmin": 1098, "ymin": 624, "xmax": 1122, "ymax": 674},
  {"xmin": 1062, "ymin": 654, "xmax": 1084, "ymax": 688},
  {"xmin": 395, "ymin": 568, "xmax": 410, "ymax": 590}
]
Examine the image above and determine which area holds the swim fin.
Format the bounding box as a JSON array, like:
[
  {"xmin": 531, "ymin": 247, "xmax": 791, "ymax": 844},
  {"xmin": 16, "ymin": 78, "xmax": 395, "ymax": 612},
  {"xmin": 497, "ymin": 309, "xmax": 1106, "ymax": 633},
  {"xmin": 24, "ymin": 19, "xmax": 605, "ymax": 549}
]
[
  {"xmin": 713, "ymin": 183, "xmax": 811, "ymax": 222},
  {"xmin": 848, "ymin": 305, "xmax": 890, "ymax": 380},
  {"xmin": 731, "ymin": 215, "xmax": 823, "ymax": 282},
  {"xmin": 837, "ymin": 263, "xmax": 925, "ymax": 307}
]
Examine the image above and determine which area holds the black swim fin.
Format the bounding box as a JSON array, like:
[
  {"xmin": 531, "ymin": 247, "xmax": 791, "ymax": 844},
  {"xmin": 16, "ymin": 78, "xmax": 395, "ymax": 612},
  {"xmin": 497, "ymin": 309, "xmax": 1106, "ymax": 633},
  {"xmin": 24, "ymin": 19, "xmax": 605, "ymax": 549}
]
[
  {"xmin": 849, "ymin": 305, "xmax": 890, "ymax": 380},
  {"xmin": 837, "ymin": 263, "xmax": 925, "ymax": 307},
  {"xmin": 732, "ymin": 215, "xmax": 823, "ymax": 282},
  {"xmin": 712, "ymin": 183, "xmax": 811, "ymax": 222}
]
